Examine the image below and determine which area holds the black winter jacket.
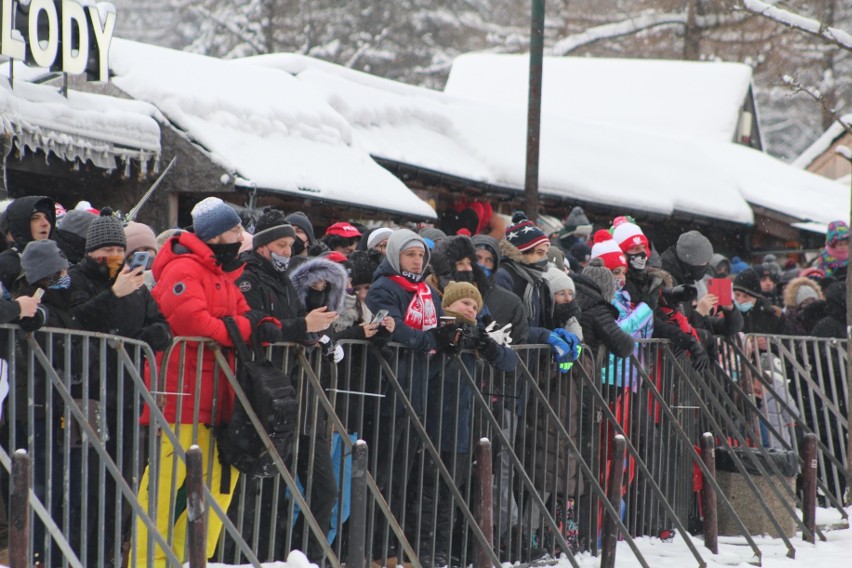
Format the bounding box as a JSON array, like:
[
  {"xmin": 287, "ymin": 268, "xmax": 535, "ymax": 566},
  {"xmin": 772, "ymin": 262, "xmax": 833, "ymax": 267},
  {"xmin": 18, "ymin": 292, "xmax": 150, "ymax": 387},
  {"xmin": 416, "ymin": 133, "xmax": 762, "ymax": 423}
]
[
  {"xmin": 235, "ymin": 251, "xmax": 309, "ymax": 342},
  {"xmin": 69, "ymin": 257, "xmax": 171, "ymax": 351},
  {"xmin": 572, "ymin": 273, "xmax": 634, "ymax": 358},
  {"xmin": 0, "ymin": 196, "xmax": 56, "ymax": 294}
]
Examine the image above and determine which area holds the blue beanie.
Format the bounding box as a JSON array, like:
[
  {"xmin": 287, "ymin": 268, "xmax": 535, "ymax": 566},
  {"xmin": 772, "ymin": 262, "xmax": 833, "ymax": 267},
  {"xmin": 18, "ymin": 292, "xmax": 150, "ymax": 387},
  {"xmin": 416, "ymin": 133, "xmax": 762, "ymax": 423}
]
[{"xmin": 191, "ymin": 197, "xmax": 241, "ymax": 242}]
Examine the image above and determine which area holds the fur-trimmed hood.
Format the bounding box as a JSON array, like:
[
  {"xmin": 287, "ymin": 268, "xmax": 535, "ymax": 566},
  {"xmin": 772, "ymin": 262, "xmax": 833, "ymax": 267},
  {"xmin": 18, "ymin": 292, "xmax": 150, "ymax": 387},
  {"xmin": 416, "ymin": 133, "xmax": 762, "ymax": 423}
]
[
  {"xmin": 288, "ymin": 257, "xmax": 348, "ymax": 313},
  {"xmin": 499, "ymin": 238, "xmax": 535, "ymax": 265},
  {"xmin": 783, "ymin": 276, "xmax": 824, "ymax": 308}
]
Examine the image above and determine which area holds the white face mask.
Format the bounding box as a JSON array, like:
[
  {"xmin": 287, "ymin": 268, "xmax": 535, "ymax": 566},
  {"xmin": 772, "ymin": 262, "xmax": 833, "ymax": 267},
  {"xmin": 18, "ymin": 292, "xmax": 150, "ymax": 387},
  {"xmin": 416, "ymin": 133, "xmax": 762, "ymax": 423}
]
[{"xmin": 270, "ymin": 251, "xmax": 290, "ymax": 272}]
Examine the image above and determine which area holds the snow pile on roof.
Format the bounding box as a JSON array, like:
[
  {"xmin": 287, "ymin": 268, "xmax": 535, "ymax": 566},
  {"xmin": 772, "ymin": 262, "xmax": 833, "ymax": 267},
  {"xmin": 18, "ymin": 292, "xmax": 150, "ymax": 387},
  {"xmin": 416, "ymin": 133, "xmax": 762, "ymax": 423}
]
[
  {"xmin": 0, "ymin": 61, "xmax": 161, "ymax": 170},
  {"xmin": 246, "ymin": 53, "xmax": 849, "ymax": 226},
  {"xmin": 108, "ymin": 39, "xmax": 435, "ymax": 220},
  {"xmin": 792, "ymin": 114, "xmax": 852, "ymax": 169},
  {"xmin": 444, "ymin": 53, "xmax": 754, "ymax": 144}
]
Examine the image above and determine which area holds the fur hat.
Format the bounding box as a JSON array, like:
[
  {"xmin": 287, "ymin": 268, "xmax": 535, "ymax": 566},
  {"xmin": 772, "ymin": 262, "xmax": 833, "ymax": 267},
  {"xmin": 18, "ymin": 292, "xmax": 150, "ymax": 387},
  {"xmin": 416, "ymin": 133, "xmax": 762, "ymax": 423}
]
[
  {"xmin": 590, "ymin": 230, "xmax": 627, "ymax": 271},
  {"xmin": 505, "ymin": 212, "xmax": 549, "ymax": 253},
  {"xmin": 288, "ymin": 257, "xmax": 348, "ymax": 313},
  {"xmin": 191, "ymin": 197, "xmax": 241, "ymax": 242},
  {"xmin": 252, "ymin": 208, "xmax": 295, "ymax": 249},
  {"xmin": 124, "ymin": 221, "xmax": 158, "ymax": 254},
  {"xmin": 285, "ymin": 211, "xmax": 315, "ymax": 244},
  {"xmin": 367, "ymin": 227, "xmax": 393, "ymax": 250},
  {"xmin": 86, "ymin": 211, "xmax": 126, "ymax": 252},
  {"xmin": 348, "ymin": 249, "xmax": 382, "ymax": 286},
  {"xmin": 441, "ymin": 281, "xmax": 483, "ymax": 312},
  {"xmin": 676, "ymin": 230, "xmax": 713, "ymax": 266},
  {"xmin": 583, "ymin": 258, "xmax": 616, "ymax": 302},
  {"xmin": 611, "ymin": 219, "xmax": 649, "ymax": 253},
  {"xmin": 783, "ymin": 276, "xmax": 824, "ymax": 308},
  {"xmin": 430, "ymin": 235, "xmax": 477, "ymax": 277},
  {"xmin": 21, "ymin": 240, "xmax": 68, "ymax": 284},
  {"xmin": 733, "ymin": 268, "xmax": 761, "ymax": 298}
]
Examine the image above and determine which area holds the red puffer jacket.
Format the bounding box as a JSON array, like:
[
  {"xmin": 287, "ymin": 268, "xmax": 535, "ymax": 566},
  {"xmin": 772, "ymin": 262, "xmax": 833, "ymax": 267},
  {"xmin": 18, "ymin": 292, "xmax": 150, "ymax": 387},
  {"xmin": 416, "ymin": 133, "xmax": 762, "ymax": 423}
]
[{"xmin": 142, "ymin": 231, "xmax": 254, "ymax": 425}]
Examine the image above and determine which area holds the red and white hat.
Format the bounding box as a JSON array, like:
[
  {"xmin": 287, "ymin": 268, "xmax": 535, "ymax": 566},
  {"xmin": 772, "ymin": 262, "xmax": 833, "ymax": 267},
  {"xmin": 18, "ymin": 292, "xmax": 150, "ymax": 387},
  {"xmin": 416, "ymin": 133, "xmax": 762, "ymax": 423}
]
[
  {"xmin": 590, "ymin": 230, "xmax": 627, "ymax": 271},
  {"xmin": 611, "ymin": 219, "xmax": 649, "ymax": 253}
]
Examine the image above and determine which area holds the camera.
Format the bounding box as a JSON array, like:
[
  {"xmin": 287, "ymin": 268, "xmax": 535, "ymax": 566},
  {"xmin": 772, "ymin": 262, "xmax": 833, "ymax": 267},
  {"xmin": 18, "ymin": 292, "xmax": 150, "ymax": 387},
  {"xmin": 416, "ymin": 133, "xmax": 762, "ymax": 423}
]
[{"xmin": 661, "ymin": 284, "xmax": 697, "ymax": 306}]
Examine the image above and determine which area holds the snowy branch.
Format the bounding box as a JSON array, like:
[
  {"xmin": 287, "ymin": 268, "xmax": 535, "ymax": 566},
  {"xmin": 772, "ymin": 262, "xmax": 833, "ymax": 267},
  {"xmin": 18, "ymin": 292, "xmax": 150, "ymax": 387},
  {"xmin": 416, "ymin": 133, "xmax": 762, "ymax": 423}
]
[
  {"xmin": 552, "ymin": 12, "xmax": 687, "ymax": 55},
  {"xmin": 740, "ymin": 0, "xmax": 852, "ymax": 52},
  {"xmin": 782, "ymin": 75, "xmax": 852, "ymax": 138},
  {"xmin": 189, "ymin": 5, "xmax": 266, "ymax": 55}
]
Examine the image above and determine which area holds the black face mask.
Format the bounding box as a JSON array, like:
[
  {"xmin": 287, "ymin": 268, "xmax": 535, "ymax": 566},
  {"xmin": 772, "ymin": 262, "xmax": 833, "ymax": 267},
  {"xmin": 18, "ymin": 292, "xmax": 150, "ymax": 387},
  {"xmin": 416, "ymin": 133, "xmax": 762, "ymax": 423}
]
[
  {"xmin": 291, "ymin": 237, "xmax": 305, "ymax": 257},
  {"xmin": 452, "ymin": 270, "xmax": 475, "ymax": 283},
  {"xmin": 208, "ymin": 242, "xmax": 242, "ymax": 271},
  {"xmin": 684, "ymin": 263, "xmax": 708, "ymax": 282},
  {"xmin": 306, "ymin": 287, "xmax": 328, "ymax": 311},
  {"xmin": 626, "ymin": 252, "xmax": 647, "ymax": 271}
]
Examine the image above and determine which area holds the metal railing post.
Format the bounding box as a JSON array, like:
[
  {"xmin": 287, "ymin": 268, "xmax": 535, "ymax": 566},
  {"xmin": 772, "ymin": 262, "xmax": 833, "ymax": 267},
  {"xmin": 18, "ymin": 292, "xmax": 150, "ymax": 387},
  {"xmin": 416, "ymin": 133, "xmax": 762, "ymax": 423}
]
[
  {"xmin": 348, "ymin": 440, "xmax": 368, "ymax": 568},
  {"xmin": 601, "ymin": 435, "xmax": 626, "ymax": 568},
  {"xmin": 186, "ymin": 445, "xmax": 207, "ymax": 568},
  {"xmin": 10, "ymin": 450, "xmax": 31, "ymax": 568},
  {"xmin": 802, "ymin": 434, "xmax": 818, "ymax": 544},
  {"xmin": 475, "ymin": 439, "xmax": 494, "ymax": 568},
  {"xmin": 700, "ymin": 433, "xmax": 718, "ymax": 554}
]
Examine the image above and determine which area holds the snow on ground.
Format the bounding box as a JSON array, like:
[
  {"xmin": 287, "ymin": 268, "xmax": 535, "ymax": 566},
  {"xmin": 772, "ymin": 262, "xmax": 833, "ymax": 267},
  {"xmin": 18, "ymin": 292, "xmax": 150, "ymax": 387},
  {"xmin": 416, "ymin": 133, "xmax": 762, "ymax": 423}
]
[
  {"xmin": 205, "ymin": 508, "xmax": 851, "ymax": 567},
  {"xmin": 107, "ymin": 39, "xmax": 436, "ymax": 220}
]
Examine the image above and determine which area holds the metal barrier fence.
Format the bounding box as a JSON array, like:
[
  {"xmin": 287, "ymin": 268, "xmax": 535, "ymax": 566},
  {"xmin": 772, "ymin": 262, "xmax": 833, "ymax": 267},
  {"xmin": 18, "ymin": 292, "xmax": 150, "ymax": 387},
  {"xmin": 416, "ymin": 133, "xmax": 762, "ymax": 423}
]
[{"xmin": 0, "ymin": 325, "xmax": 848, "ymax": 567}]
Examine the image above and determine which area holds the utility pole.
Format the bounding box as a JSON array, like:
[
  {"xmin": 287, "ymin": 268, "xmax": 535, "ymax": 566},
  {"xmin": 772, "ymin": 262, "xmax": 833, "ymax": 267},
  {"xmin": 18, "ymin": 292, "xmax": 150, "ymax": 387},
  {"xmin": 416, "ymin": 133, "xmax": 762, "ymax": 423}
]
[{"xmin": 524, "ymin": 0, "xmax": 545, "ymax": 218}]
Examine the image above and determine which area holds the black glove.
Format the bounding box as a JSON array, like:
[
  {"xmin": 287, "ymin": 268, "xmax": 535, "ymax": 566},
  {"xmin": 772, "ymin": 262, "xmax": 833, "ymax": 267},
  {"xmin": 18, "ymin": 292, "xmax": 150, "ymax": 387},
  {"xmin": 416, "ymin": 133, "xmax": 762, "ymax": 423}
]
[
  {"xmin": 307, "ymin": 241, "xmax": 330, "ymax": 257},
  {"xmin": 257, "ymin": 321, "xmax": 283, "ymax": 344},
  {"xmin": 429, "ymin": 323, "xmax": 460, "ymax": 354},
  {"xmin": 670, "ymin": 330, "xmax": 695, "ymax": 357},
  {"xmin": 18, "ymin": 305, "xmax": 47, "ymax": 333},
  {"xmin": 476, "ymin": 333, "xmax": 503, "ymax": 362},
  {"xmin": 140, "ymin": 323, "xmax": 173, "ymax": 352},
  {"xmin": 553, "ymin": 302, "xmax": 581, "ymax": 326},
  {"xmin": 688, "ymin": 336, "xmax": 710, "ymax": 372}
]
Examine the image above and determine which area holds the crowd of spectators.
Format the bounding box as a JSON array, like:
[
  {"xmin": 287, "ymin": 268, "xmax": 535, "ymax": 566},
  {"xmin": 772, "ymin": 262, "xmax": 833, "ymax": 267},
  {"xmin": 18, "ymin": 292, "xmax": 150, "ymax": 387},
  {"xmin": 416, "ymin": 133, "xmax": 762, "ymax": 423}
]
[{"xmin": 0, "ymin": 195, "xmax": 846, "ymax": 566}]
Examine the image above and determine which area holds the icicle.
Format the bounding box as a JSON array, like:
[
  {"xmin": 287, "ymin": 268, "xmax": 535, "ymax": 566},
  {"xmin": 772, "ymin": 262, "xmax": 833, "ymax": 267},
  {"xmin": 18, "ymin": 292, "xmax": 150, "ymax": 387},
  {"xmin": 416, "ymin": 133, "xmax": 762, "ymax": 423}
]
[
  {"xmin": 123, "ymin": 156, "xmax": 131, "ymax": 179},
  {"xmin": 139, "ymin": 154, "xmax": 149, "ymax": 179},
  {"xmin": 71, "ymin": 159, "xmax": 80, "ymax": 172},
  {"xmin": 152, "ymin": 155, "xmax": 161, "ymax": 175}
]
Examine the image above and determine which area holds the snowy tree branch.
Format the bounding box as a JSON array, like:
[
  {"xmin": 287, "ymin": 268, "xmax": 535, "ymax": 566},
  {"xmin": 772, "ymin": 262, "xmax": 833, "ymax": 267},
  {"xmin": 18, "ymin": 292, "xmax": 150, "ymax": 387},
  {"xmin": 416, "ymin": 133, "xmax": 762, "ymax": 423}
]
[
  {"xmin": 189, "ymin": 5, "xmax": 266, "ymax": 55},
  {"xmin": 740, "ymin": 0, "xmax": 852, "ymax": 52},
  {"xmin": 782, "ymin": 75, "xmax": 852, "ymax": 138},
  {"xmin": 552, "ymin": 12, "xmax": 687, "ymax": 55}
]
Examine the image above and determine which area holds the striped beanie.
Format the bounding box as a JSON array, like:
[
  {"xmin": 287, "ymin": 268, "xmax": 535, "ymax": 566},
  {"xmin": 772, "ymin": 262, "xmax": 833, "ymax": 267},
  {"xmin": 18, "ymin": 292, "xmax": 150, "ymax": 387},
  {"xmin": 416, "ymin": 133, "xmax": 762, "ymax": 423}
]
[
  {"xmin": 505, "ymin": 212, "xmax": 549, "ymax": 252},
  {"xmin": 590, "ymin": 229, "xmax": 627, "ymax": 271}
]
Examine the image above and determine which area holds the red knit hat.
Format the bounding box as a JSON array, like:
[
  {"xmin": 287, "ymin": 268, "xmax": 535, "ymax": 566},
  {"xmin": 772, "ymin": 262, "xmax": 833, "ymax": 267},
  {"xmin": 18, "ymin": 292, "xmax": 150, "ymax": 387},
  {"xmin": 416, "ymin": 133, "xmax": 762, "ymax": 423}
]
[
  {"xmin": 590, "ymin": 230, "xmax": 627, "ymax": 271},
  {"xmin": 611, "ymin": 218, "xmax": 649, "ymax": 253}
]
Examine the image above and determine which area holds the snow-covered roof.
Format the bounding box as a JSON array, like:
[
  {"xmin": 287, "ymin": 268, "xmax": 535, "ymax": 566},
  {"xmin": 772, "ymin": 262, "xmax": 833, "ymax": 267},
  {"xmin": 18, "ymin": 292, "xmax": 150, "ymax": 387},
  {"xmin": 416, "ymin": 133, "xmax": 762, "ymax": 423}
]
[
  {"xmin": 0, "ymin": 60, "xmax": 161, "ymax": 171},
  {"xmin": 444, "ymin": 53, "xmax": 755, "ymax": 144},
  {"xmin": 792, "ymin": 114, "xmax": 852, "ymax": 169},
  {"xmin": 245, "ymin": 53, "xmax": 848, "ymax": 227},
  {"xmin": 107, "ymin": 39, "xmax": 436, "ymax": 220}
]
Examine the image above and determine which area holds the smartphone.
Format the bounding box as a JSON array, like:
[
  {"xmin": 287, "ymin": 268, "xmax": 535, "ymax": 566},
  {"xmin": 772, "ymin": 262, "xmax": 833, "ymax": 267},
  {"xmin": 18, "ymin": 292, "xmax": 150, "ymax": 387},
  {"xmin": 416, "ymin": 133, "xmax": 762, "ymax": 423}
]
[
  {"xmin": 707, "ymin": 277, "xmax": 733, "ymax": 307},
  {"xmin": 439, "ymin": 316, "xmax": 457, "ymax": 326},
  {"xmin": 371, "ymin": 309, "xmax": 389, "ymax": 325},
  {"xmin": 33, "ymin": 288, "xmax": 45, "ymax": 301},
  {"xmin": 128, "ymin": 251, "xmax": 151, "ymax": 271}
]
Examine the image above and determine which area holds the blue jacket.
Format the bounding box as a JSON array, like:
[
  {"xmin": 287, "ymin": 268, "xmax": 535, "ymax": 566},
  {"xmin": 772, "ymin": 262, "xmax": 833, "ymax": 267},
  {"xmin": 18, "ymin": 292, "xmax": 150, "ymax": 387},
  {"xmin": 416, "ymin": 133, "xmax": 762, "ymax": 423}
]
[{"xmin": 366, "ymin": 258, "xmax": 444, "ymax": 415}]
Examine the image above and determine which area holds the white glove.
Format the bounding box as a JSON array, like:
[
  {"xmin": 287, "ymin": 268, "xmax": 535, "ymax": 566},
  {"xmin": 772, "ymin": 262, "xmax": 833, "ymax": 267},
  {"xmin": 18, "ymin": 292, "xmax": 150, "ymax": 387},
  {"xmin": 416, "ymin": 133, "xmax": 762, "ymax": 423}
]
[
  {"xmin": 485, "ymin": 322, "xmax": 513, "ymax": 346},
  {"xmin": 333, "ymin": 344, "xmax": 345, "ymax": 363}
]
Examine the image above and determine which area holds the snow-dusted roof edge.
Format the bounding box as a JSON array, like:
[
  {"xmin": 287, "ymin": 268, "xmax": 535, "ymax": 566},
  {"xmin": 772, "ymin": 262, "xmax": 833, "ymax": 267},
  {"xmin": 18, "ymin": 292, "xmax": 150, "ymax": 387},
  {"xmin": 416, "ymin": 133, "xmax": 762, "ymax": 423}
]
[{"xmin": 792, "ymin": 114, "xmax": 852, "ymax": 169}]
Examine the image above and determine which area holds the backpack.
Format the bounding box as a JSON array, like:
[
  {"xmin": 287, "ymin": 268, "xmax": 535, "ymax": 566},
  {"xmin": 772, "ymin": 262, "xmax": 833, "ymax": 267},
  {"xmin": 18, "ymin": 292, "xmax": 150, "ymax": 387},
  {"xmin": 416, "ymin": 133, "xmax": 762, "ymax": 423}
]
[{"xmin": 217, "ymin": 317, "xmax": 298, "ymax": 479}]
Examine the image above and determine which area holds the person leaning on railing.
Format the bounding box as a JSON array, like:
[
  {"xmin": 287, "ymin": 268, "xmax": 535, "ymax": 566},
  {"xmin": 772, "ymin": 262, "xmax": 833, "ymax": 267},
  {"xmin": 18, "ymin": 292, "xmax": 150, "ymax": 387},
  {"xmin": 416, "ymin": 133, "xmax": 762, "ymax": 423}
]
[{"xmin": 136, "ymin": 197, "xmax": 283, "ymax": 567}]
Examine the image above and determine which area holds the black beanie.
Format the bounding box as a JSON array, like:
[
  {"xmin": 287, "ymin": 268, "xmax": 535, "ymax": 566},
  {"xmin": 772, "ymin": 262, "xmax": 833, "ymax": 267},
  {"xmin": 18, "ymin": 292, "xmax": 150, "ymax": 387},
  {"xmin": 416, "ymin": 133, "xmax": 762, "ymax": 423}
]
[
  {"xmin": 85, "ymin": 211, "xmax": 126, "ymax": 252},
  {"xmin": 733, "ymin": 268, "xmax": 761, "ymax": 298},
  {"xmin": 252, "ymin": 208, "xmax": 295, "ymax": 249},
  {"xmin": 348, "ymin": 249, "xmax": 381, "ymax": 286}
]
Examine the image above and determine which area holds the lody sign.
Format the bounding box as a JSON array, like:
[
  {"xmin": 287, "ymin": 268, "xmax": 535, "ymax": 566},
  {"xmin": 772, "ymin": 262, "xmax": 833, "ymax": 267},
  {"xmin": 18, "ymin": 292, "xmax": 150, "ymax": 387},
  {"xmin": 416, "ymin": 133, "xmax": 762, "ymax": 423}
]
[{"xmin": 1, "ymin": 0, "xmax": 115, "ymax": 81}]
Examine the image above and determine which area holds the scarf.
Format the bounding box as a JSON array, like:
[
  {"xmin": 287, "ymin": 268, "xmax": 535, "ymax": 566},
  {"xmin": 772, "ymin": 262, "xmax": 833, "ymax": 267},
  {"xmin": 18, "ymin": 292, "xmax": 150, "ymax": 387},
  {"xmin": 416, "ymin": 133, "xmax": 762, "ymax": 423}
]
[
  {"xmin": 388, "ymin": 275, "xmax": 437, "ymax": 331},
  {"xmin": 505, "ymin": 260, "xmax": 545, "ymax": 323}
]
